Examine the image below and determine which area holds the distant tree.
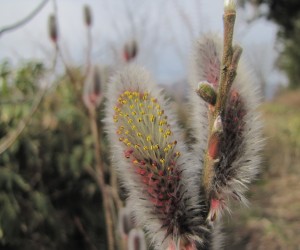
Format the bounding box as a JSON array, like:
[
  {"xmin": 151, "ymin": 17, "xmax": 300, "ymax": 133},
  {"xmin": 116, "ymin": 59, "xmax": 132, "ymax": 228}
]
[{"xmin": 241, "ymin": 0, "xmax": 300, "ymax": 88}]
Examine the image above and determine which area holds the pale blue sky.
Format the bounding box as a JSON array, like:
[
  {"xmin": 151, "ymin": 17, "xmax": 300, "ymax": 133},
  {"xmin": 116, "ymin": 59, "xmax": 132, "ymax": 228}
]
[{"xmin": 0, "ymin": 0, "xmax": 284, "ymax": 89}]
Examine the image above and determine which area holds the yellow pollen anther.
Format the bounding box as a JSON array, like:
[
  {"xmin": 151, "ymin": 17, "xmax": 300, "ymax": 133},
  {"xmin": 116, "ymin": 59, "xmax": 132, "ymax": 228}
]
[
  {"xmin": 159, "ymin": 120, "xmax": 165, "ymax": 126},
  {"xmin": 137, "ymin": 132, "xmax": 142, "ymax": 137},
  {"xmin": 165, "ymin": 130, "xmax": 171, "ymax": 136},
  {"xmin": 149, "ymin": 115, "xmax": 155, "ymax": 122}
]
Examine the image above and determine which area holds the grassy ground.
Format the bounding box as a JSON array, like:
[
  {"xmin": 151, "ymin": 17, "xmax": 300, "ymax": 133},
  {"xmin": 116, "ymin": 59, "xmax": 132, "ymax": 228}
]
[{"xmin": 224, "ymin": 90, "xmax": 300, "ymax": 250}]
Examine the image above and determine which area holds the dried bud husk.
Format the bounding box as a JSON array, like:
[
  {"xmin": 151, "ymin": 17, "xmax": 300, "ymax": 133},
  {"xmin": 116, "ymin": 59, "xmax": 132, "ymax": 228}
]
[
  {"xmin": 124, "ymin": 40, "xmax": 138, "ymax": 62},
  {"xmin": 83, "ymin": 65, "xmax": 103, "ymax": 109},
  {"xmin": 196, "ymin": 82, "xmax": 217, "ymax": 105},
  {"xmin": 83, "ymin": 5, "xmax": 92, "ymax": 27},
  {"xmin": 212, "ymin": 115, "xmax": 223, "ymax": 133},
  {"xmin": 207, "ymin": 198, "xmax": 225, "ymax": 222},
  {"xmin": 48, "ymin": 14, "xmax": 58, "ymax": 43},
  {"xmin": 208, "ymin": 132, "xmax": 221, "ymax": 160}
]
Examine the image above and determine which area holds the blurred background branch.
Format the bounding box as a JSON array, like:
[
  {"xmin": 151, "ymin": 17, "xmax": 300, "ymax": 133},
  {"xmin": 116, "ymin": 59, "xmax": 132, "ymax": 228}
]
[{"xmin": 0, "ymin": 0, "xmax": 49, "ymax": 37}]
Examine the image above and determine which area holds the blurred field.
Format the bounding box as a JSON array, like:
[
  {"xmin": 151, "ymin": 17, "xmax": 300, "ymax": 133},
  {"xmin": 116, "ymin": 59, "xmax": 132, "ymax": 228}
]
[{"xmin": 224, "ymin": 90, "xmax": 300, "ymax": 250}]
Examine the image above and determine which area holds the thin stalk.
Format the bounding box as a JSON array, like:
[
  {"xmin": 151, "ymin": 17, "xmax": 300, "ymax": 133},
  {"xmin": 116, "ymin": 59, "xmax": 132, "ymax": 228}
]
[
  {"xmin": 84, "ymin": 26, "xmax": 93, "ymax": 80},
  {"xmin": 88, "ymin": 107, "xmax": 114, "ymax": 250},
  {"xmin": 74, "ymin": 217, "xmax": 98, "ymax": 250},
  {"xmin": 215, "ymin": 8, "xmax": 236, "ymax": 116}
]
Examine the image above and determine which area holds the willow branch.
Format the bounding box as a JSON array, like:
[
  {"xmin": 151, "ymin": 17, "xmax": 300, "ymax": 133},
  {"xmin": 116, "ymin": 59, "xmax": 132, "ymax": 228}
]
[{"xmin": 202, "ymin": 3, "xmax": 243, "ymax": 198}]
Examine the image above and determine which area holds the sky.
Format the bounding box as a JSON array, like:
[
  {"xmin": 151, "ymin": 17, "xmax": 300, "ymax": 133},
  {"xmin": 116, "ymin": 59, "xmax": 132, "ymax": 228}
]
[{"xmin": 0, "ymin": 0, "xmax": 285, "ymax": 93}]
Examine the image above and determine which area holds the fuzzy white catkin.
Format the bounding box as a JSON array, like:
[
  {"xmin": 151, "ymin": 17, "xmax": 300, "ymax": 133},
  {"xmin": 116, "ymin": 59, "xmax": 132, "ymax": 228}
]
[
  {"xmin": 105, "ymin": 66, "xmax": 212, "ymax": 249},
  {"xmin": 189, "ymin": 33, "xmax": 263, "ymax": 208}
]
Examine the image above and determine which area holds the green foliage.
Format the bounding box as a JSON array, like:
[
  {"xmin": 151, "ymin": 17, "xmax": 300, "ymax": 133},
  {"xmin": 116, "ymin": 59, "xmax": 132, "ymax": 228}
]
[
  {"xmin": 269, "ymin": 0, "xmax": 300, "ymax": 89},
  {"xmin": 263, "ymin": 0, "xmax": 300, "ymax": 37},
  {"xmin": 277, "ymin": 18, "xmax": 300, "ymax": 89},
  {"xmin": 0, "ymin": 61, "xmax": 108, "ymax": 249}
]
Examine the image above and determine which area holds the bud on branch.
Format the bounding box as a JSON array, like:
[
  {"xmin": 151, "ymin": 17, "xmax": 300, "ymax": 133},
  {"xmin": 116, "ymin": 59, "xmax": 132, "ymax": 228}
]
[
  {"xmin": 83, "ymin": 5, "xmax": 92, "ymax": 27},
  {"xmin": 48, "ymin": 14, "xmax": 58, "ymax": 43}
]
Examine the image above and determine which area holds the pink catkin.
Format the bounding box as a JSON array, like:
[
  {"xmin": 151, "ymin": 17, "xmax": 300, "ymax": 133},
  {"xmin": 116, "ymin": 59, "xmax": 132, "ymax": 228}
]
[{"xmin": 211, "ymin": 89, "xmax": 247, "ymax": 202}]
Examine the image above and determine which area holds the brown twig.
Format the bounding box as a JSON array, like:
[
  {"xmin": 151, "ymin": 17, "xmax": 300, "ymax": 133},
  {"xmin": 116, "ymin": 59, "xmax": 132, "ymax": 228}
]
[
  {"xmin": 87, "ymin": 108, "xmax": 114, "ymax": 250},
  {"xmin": 83, "ymin": 23, "xmax": 93, "ymax": 80},
  {"xmin": 172, "ymin": 0, "xmax": 195, "ymax": 39},
  {"xmin": 50, "ymin": 0, "xmax": 78, "ymax": 86},
  {"xmin": 74, "ymin": 216, "xmax": 98, "ymax": 250}
]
